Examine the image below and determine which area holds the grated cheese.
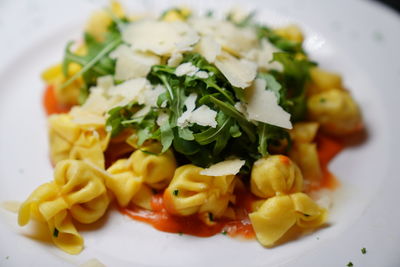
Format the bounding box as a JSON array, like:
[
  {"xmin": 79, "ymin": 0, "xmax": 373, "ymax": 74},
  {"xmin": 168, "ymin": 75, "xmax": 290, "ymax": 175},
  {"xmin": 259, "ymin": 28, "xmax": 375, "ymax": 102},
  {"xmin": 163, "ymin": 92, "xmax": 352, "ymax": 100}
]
[{"xmin": 200, "ymin": 159, "xmax": 245, "ymax": 176}]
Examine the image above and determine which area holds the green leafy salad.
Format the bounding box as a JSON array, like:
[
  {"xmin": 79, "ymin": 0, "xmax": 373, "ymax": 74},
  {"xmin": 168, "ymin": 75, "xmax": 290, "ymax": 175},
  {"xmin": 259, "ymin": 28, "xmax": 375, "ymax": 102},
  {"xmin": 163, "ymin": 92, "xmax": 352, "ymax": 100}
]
[{"xmin": 61, "ymin": 7, "xmax": 316, "ymax": 173}]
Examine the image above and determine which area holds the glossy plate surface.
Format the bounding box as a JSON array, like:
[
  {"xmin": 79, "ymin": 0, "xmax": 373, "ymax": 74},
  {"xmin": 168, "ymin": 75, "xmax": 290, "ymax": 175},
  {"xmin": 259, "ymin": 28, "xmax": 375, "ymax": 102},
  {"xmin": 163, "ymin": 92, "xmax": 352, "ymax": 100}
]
[{"xmin": 0, "ymin": 0, "xmax": 399, "ymax": 266}]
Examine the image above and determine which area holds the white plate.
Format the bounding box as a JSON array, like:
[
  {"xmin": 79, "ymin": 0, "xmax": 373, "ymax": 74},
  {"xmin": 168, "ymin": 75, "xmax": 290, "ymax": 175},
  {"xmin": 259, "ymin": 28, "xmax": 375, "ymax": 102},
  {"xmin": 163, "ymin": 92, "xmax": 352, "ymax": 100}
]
[{"xmin": 1, "ymin": 0, "xmax": 399, "ymax": 266}]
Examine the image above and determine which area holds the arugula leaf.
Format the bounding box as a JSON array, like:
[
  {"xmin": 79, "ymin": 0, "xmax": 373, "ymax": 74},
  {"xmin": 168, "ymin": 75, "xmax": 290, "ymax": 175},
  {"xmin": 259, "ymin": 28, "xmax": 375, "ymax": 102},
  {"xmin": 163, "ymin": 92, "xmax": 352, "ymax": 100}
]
[
  {"xmin": 271, "ymin": 52, "xmax": 315, "ymax": 121},
  {"xmin": 61, "ymin": 23, "xmax": 122, "ymax": 102}
]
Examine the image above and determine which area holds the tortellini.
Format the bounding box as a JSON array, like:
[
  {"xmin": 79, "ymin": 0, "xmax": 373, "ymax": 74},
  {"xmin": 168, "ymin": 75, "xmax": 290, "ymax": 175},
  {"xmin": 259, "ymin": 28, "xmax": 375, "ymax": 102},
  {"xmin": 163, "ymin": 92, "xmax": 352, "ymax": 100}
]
[
  {"xmin": 18, "ymin": 160, "xmax": 111, "ymax": 254},
  {"xmin": 307, "ymin": 89, "xmax": 362, "ymax": 135},
  {"xmin": 289, "ymin": 122, "xmax": 322, "ymax": 181},
  {"xmin": 249, "ymin": 193, "xmax": 327, "ymax": 246},
  {"xmin": 163, "ymin": 165, "xmax": 236, "ymax": 218},
  {"xmin": 250, "ymin": 155, "xmax": 303, "ymax": 198},
  {"xmin": 48, "ymin": 114, "xmax": 109, "ymax": 168},
  {"xmin": 106, "ymin": 143, "xmax": 176, "ymax": 207},
  {"xmin": 308, "ymin": 67, "xmax": 343, "ymax": 95}
]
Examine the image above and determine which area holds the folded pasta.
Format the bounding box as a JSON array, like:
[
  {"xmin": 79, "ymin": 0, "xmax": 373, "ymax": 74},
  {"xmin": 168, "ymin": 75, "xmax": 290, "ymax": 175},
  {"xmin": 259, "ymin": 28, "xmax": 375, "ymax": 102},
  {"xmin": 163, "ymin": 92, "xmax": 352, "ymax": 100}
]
[
  {"xmin": 106, "ymin": 143, "xmax": 176, "ymax": 207},
  {"xmin": 249, "ymin": 193, "xmax": 327, "ymax": 247},
  {"xmin": 48, "ymin": 114, "xmax": 109, "ymax": 168},
  {"xmin": 18, "ymin": 159, "xmax": 111, "ymax": 254},
  {"xmin": 250, "ymin": 155, "xmax": 303, "ymax": 198},
  {"xmin": 163, "ymin": 165, "xmax": 236, "ymax": 218}
]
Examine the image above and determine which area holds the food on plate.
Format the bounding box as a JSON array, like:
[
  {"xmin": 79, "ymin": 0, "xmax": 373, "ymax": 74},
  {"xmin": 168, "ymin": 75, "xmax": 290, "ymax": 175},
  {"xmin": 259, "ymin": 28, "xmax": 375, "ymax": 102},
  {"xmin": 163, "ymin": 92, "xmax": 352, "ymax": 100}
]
[{"xmin": 18, "ymin": 2, "xmax": 363, "ymax": 254}]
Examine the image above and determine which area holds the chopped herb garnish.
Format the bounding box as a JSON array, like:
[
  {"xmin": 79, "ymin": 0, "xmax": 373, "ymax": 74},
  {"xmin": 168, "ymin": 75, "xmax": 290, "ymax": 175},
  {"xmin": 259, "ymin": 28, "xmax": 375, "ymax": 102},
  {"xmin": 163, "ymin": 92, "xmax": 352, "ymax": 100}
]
[
  {"xmin": 361, "ymin": 247, "xmax": 367, "ymax": 254},
  {"xmin": 178, "ymin": 232, "xmax": 183, "ymax": 236},
  {"xmin": 208, "ymin": 212, "xmax": 214, "ymax": 222},
  {"xmin": 347, "ymin": 262, "xmax": 353, "ymax": 267},
  {"xmin": 222, "ymin": 230, "xmax": 227, "ymax": 235},
  {"xmin": 173, "ymin": 190, "xmax": 179, "ymax": 196},
  {"xmin": 53, "ymin": 228, "xmax": 59, "ymax": 238},
  {"xmin": 320, "ymin": 98, "xmax": 326, "ymax": 103}
]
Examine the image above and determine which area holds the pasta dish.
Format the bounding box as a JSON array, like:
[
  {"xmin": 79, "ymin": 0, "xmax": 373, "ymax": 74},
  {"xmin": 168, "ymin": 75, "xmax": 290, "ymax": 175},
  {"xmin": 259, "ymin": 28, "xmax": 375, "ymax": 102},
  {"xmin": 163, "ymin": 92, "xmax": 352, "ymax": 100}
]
[{"xmin": 17, "ymin": 2, "xmax": 363, "ymax": 254}]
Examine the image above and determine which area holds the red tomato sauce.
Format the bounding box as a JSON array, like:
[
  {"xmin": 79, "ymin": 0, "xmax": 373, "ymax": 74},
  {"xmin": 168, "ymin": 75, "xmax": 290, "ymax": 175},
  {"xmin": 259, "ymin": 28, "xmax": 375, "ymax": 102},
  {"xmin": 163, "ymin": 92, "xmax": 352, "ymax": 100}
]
[
  {"xmin": 119, "ymin": 134, "xmax": 344, "ymax": 239},
  {"xmin": 120, "ymin": 187, "xmax": 256, "ymax": 239},
  {"xmin": 43, "ymin": 85, "xmax": 71, "ymax": 115}
]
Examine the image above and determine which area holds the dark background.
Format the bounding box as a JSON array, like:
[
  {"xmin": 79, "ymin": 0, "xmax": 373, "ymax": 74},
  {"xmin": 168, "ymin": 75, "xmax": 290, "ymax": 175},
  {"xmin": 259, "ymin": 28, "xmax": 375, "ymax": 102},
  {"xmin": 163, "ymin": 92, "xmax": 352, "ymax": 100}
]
[{"xmin": 374, "ymin": 0, "xmax": 400, "ymax": 13}]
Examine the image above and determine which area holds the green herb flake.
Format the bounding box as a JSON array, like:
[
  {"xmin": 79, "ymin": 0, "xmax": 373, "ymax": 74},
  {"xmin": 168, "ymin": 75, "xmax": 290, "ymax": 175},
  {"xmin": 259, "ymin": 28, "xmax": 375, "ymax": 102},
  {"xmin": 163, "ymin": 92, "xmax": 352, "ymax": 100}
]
[
  {"xmin": 347, "ymin": 262, "xmax": 353, "ymax": 267},
  {"xmin": 222, "ymin": 231, "xmax": 227, "ymax": 235},
  {"xmin": 178, "ymin": 232, "xmax": 183, "ymax": 236},
  {"xmin": 208, "ymin": 212, "xmax": 214, "ymax": 222},
  {"xmin": 173, "ymin": 190, "xmax": 179, "ymax": 196},
  {"xmin": 53, "ymin": 228, "xmax": 59, "ymax": 238},
  {"xmin": 320, "ymin": 98, "xmax": 326, "ymax": 103},
  {"xmin": 361, "ymin": 247, "xmax": 367, "ymax": 254}
]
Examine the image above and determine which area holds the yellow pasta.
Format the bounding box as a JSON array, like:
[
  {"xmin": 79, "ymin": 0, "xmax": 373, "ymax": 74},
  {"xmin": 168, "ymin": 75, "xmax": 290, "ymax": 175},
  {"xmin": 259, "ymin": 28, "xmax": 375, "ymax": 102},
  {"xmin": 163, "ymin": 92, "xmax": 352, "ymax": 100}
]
[
  {"xmin": 308, "ymin": 67, "xmax": 343, "ymax": 95},
  {"xmin": 289, "ymin": 122, "xmax": 319, "ymax": 144},
  {"xmin": 249, "ymin": 193, "xmax": 326, "ymax": 247},
  {"xmin": 289, "ymin": 142, "xmax": 322, "ymax": 181},
  {"xmin": 18, "ymin": 160, "xmax": 111, "ymax": 254},
  {"xmin": 106, "ymin": 143, "xmax": 176, "ymax": 207},
  {"xmin": 274, "ymin": 25, "xmax": 304, "ymax": 43},
  {"xmin": 163, "ymin": 165, "xmax": 236, "ymax": 217},
  {"xmin": 250, "ymin": 155, "xmax": 303, "ymax": 198},
  {"xmin": 308, "ymin": 88, "xmax": 362, "ymax": 135},
  {"xmin": 48, "ymin": 114, "xmax": 109, "ymax": 168}
]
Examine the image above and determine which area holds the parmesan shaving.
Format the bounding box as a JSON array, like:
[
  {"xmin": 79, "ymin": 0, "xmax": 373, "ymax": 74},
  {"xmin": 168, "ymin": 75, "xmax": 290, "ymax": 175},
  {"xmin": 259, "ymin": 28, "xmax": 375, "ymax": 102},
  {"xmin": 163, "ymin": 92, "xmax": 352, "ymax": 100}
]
[
  {"xmin": 194, "ymin": 35, "xmax": 221, "ymax": 63},
  {"xmin": 189, "ymin": 105, "xmax": 217, "ymax": 127},
  {"xmin": 200, "ymin": 159, "xmax": 245, "ymax": 176},
  {"xmin": 177, "ymin": 93, "xmax": 217, "ymax": 128},
  {"xmin": 122, "ymin": 20, "xmax": 199, "ymax": 56},
  {"xmin": 111, "ymin": 45, "xmax": 160, "ymax": 80},
  {"xmin": 175, "ymin": 62, "xmax": 199, "ymax": 77},
  {"xmin": 245, "ymin": 78, "xmax": 292, "ymax": 129},
  {"xmin": 215, "ymin": 52, "xmax": 257, "ymax": 88}
]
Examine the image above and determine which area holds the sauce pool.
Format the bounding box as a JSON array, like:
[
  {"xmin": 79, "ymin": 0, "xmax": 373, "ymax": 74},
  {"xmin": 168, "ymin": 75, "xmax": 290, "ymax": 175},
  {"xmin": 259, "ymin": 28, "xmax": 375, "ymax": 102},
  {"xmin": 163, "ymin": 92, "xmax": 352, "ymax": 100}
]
[{"xmin": 120, "ymin": 134, "xmax": 344, "ymax": 238}]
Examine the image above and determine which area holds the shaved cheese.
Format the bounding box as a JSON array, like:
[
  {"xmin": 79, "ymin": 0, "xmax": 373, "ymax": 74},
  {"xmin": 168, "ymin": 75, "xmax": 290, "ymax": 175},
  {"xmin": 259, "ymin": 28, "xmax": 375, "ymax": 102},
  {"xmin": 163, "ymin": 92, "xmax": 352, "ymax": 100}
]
[
  {"xmin": 168, "ymin": 52, "xmax": 183, "ymax": 67},
  {"xmin": 111, "ymin": 45, "xmax": 160, "ymax": 80},
  {"xmin": 70, "ymin": 107, "xmax": 105, "ymax": 126},
  {"xmin": 156, "ymin": 112, "xmax": 169, "ymax": 126},
  {"xmin": 108, "ymin": 78, "xmax": 149, "ymax": 106},
  {"xmin": 195, "ymin": 35, "xmax": 221, "ymax": 63},
  {"xmin": 137, "ymin": 84, "xmax": 165, "ymax": 107},
  {"xmin": 188, "ymin": 105, "xmax": 217, "ymax": 127},
  {"xmin": 215, "ymin": 52, "xmax": 257, "ymax": 88},
  {"xmin": 175, "ymin": 62, "xmax": 199, "ymax": 77},
  {"xmin": 122, "ymin": 20, "xmax": 199, "ymax": 56},
  {"xmin": 245, "ymin": 78, "xmax": 292, "ymax": 129},
  {"xmin": 177, "ymin": 93, "xmax": 217, "ymax": 128},
  {"xmin": 97, "ymin": 75, "xmax": 113, "ymax": 89},
  {"xmin": 177, "ymin": 93, "xmax": 197, "ymax": 127},
  {"xmin": 195, "ymin": 71, "xmax": 209, "ymax": 79},
  {"xmin": 200, "ymin": 159, "xmax": 245, "ymax": 176},
  {"xmin": 190, "ymin": 18, "xmax": 257, "ymax": 56},
  {"xmin": 243, "ymin": 39, "xmax": 283, "ymax": 71},
  {"xmin": 81, "ymin": 88, "xmax": 110, "ymax": 114}
]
